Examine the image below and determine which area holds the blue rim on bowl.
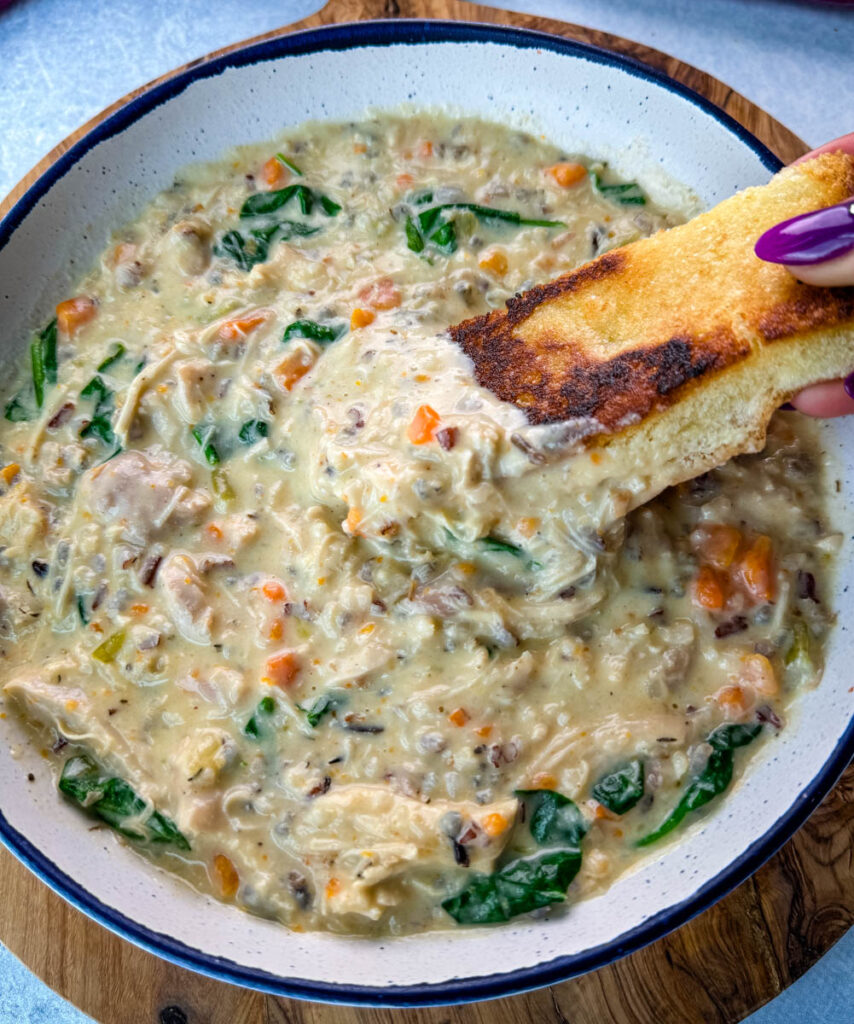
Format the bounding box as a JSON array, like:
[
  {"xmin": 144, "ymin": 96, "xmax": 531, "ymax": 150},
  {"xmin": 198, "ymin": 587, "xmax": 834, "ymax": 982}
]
[{"xmin": 1, "ymin": 16, "xmax": 845, "ymax": 1009}]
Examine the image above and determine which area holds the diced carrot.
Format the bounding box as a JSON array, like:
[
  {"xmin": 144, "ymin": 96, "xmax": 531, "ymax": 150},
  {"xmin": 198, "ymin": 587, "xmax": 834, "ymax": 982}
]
[
  {"xmin": 456, "ymin": 561, "xmax": 477, "ymax": 575},
  {"xmin": 350, "ymin": 308, "xmax": 375, "ymax": 330},
  {"xmin": 217, "ymin": 310, "xmax": 269, "ymax": 343},
  {"xmin": 359, "ymin": 277, "xmax": 401, "ymax": 311},
  {"xmin": 715, "ymin": 684, "xmax": 753, "ymax": 718},
  {"xmin": 517, "ymin": 516, "xmax": 540, "ymax": 538},
  {"xmin": 206, "ymin": 523, "xmax": 223, "ymax": 540},
  {"xmin": 212, "ymin": 854, "xmax": 239, "ymax": 898},
  {"xmin": 262, "ymin": 580, "xmax": 287, "ymax": 602},
  {"xmin": 353, "ymin": 142, "xmax": 368, "ymax": 154},
  {"xmin": 482, "ymin": 812, "xmax": 508, "ymax": 838},
  {"xmin": 274, "ymin": 349, "xmax": 314, "ymax": 391},
  {"xmin": 448, "ymin": 707, "xmax": 469, "ymax": 727},
  {"xmin": 263, "ymin": 155, "xmax": 288, "ymax": 188},
  {"xmin": 130, "ymin": 603, "xmax": 149, "ymax": 616},
  {"xmin": 531, "ymin": 772, "xmax": 557, "ymax": 790},
  {"xmin": 263, "ymin": 650, "xmax": 300, "ymax": 690},
  {"xmin": 268, "ymin": 621, "xmax": 283, "ymax": 641},
  {"xmin": 478, "ymin": 248, "xmax": 508, "ymax": 276},
  {"xmin": 407, "ymin": 405, "xmax": 441, "ymax": 445},
  {"xmin": 474, "ymin": 724, "xmax": 493, "ymax": 738},
  {"xmin": 418, "ymin": 140, "xmax": 434, "ymax": 158},
  {"xmin": 344, "ymin": 506, "xmax": 362, "ymax": 535},
  {"xmin": 741, "ymin": 652, "xmax": 779, "ymax": 696},
  {"xmin": 0, "ymin": 463, "xmax": 20, "ymax": 486},
  {"xmin": 547, "ymin": 162, "xmax": 587, "ymax": 188},
  {"xmin": 695, "ymin": 524, "xmax": 742, "ymax": 570},
  {"xmin": 737, "ymin": 535, "xmax": 775, "ymax": 604},
  {"xmin": 586, "ymin": 799, "xmax": 618, "ymax": 821},
  {"xmin": 691, "ymin": 565, "xmax": 726, "ymax": 611},
  {"xmin": 56, "ymin": 296, "xmax": 96, "ymax": 336},
  {"xmin": 113, "ymin": 242, "xmax": 137, "ymax": 265},
  {"xmin": 325, "ymin": 877, "xmax": 342, "ymax": 900},
  {"xmin": 396, "ymin": 173, "xmax": 414, "ymax": 189}
]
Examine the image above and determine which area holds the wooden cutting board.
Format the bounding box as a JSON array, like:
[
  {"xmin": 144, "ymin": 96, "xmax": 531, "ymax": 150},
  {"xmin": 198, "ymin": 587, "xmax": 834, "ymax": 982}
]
[{"xmin": 2, "ymin": 2, "xmax": 852, "ymax": 1022}]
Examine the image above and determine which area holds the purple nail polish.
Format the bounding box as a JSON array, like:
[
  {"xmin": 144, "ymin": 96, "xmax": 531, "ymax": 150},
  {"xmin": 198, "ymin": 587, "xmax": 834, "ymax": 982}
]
[
  {"xmin": 755, "ymin": 199, "xmax": 854, "ymax": 265},
  {"xmin": 845, "ymin": 372, "xmax": 854, "ymax": 401}
]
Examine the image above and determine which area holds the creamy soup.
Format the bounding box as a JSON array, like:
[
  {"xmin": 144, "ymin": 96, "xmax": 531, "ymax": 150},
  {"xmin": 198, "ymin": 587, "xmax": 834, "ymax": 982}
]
[{"xmin": 0, "ymin": 114, "xmax": 836, "ymax": 935}]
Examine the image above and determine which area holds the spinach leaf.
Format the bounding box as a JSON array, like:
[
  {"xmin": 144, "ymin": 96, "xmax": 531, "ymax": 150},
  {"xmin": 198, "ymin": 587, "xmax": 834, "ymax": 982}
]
[
  {"xmin": 442, "ymin": 849, "xmax": 582, "ymax": 924},
  {"xmin": 81, "ymin": 375, "xmax": 110, "ymax": 401},
  {"xmin": 79, "ymin": 375, "xmax": 116, "ymax": 447},
  {"xmin": 6, "ymin": 319, "xmax": 57, "ymax": 420},
  {"xmin": 240, "ymin": 184, "xmax": 301, "ymax": 218},
  {"xmin": 41, "ymin": 319, "xmax": 58, "ymax": 386},
  {"xmin": 445, "ymin": 202, "xmax": 565, "ymax": 229},
  {"xmin": 238, "ymin": 419, "xmax": 270, "ymax": 444},
  {"xmin": 480, "ymin": 536, "xmax": 525, "ymax": 558},
  {"xmin": 516, "ymin": 788, "xmax": 587, "ymax": 847},
  {"xmin": 299, "ymin": 692, "xmax": 345, "ymax": 728},
  {"xmin": 319, "ymin": 195, "xmax": 342, "ymax": 217},
  {"xmin": 637, "ymin": 723, "xmax": 762, "ymax": 846},
  {"xmin": 479, "ymin": 535, "xmax": 542, "ymax": 570},
  {"xmin": 239, "ymin": 184, "xmax": 340, "ymax": 219},
  {"xmin": 244, "ymin": 695, "xmax": 276, "ymax": 738},
  {"xmin": 590, "ymin": 171, "xmax": 646, "ymax": 206},
  {"xmin": 31, "ymin": 338, "xmax": 45, "ymax": 407},
  {"xmin": 442, "ymin": 789, "xmax": 586, "ymax": 924},
  {"xmin": 97, "ymin": 344, "xmax": 126, "ymax": 373},
  {"xmin": 30, "ymin": 319, "xmax": 57, "ymax": 408},
  {"xmin": 708, "ymin": 722, "xmax": 762, "ymax": 751},
  {"xmin": 214, "ymin": 229, "xmax": 262, "ymax": 271},
  {"xmin": 404, "ymin": 200, "xmax": 564, "ymax": 256},
  {"xmin": 80, "ymin": 414, "xmax": 116, "ymax": 446},
  {"xmin": 282, "ymin": 319, "xmax": 346, "ymax": 345},
  {"xmin": 405, "ymin": 216, "xmax": 425, "ymax": 253},
  {"xmin": 214, "ymin": 221, "xmax": 321, "ymax": 270},
  {"xmin": 191, "ymin": 424, "xmax": 220, "ymax": 465},
  {"xmin": 4, "ymin": 393, "xmax": 35, "ymax": 422},
  {"xmin": 59, "ymin": 754, "xmax": 189, "ymax": 849},
  {"xmin": 592, "ymin": 759, "xmax": 645, "ymax": 815},
  {"xmin": 275, "ymin": 153, "xmax": 302, "ymax": 176}
]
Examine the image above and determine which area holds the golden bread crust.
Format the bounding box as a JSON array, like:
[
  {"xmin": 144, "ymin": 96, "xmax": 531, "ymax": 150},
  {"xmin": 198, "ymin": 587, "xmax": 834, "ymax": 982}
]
[{"xmin": 450, "ymin": 152, "xmax": 854, "ymax": 431}]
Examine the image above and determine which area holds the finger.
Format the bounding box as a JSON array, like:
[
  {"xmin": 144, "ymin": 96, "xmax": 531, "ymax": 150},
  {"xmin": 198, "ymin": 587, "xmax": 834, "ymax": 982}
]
[
  {"xmin": 791, "ymin": 378, "xmax": 854, "ymax": 418},
  {"xmin": 793, "ymin": 131, "xmax": 854, "ymax": 164},
  {"xmin": 785, "ymin": 245, "xmax": 854, "ymax": 286}
]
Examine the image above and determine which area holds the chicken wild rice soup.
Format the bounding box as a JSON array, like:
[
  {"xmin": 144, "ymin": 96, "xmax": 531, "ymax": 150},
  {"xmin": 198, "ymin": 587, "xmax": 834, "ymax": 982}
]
[{"xmin": 0, "ymin": 114, "xmax": 837, "ymax": 935}]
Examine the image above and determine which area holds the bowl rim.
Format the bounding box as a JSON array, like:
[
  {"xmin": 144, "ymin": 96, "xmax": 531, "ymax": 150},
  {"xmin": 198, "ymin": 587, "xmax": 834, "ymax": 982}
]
[{"xmin": 1, "ymin": 15, "xmax": 847, "ymax": 1010}]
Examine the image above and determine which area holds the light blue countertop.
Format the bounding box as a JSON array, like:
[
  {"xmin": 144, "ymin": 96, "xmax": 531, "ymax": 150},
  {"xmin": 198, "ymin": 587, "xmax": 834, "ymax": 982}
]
[{"xmin": 0, "ymin": 0, "xmax": 852, "ymax": 1021}]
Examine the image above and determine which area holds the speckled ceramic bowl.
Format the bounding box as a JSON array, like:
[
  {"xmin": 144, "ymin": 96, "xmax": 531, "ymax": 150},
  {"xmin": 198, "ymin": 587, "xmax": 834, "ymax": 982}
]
[{"xmin": 0, "ymin": 20, "xmax": 851, "ymax": 1008}]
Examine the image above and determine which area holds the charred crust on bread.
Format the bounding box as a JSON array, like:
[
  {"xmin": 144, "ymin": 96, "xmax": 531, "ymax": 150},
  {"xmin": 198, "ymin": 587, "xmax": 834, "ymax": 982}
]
[
  {"xmin": 452, "ymin": 320, "xmax": 747, "ymax": 428},
  {"xmin": 758, "ymin": 287, "xmax": 854, "ymax": 342},
  {"xmin": 449, "ymin": 153, "xmax": 854, "ymax": 432}
]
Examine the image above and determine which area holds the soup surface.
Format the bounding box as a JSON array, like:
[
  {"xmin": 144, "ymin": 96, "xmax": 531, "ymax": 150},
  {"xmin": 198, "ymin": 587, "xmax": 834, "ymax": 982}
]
[{"xmin": 0, "ymin": 114, "xmax": 836, "ymax": 935}]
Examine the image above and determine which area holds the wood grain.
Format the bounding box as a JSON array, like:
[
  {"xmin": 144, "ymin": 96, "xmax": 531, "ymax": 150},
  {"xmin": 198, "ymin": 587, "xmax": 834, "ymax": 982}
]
[{"xmin": 2, "ymin": 2, "xmax": 849, "ymax": 1023}]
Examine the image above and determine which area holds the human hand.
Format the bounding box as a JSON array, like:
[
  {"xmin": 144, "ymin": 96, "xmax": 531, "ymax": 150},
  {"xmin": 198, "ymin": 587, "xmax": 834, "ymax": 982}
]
[{"xmin": 754, "ymin": 131, "xmax": 854, "ymax": 417}]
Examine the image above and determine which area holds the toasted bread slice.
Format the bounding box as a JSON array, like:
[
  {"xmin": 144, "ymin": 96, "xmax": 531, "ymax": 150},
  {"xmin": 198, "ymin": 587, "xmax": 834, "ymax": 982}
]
[{"xmin": 450, "ymin": 153, "xmax": 854, "ymax": 501}]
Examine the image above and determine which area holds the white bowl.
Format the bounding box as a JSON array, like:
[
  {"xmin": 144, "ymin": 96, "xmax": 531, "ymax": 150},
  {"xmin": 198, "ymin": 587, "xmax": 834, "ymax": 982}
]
[{"xmin": 0, "ymin": 19, "xmax": 851, "ymax": 1007}]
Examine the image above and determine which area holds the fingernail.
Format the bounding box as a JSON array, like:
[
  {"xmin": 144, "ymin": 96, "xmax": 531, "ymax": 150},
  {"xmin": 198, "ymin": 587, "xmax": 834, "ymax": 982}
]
[
  {"xmin": 755, "ymin": 199, "xmax": 854, "ymax": 266},
  {"xmin": 780, "ymin": 402, "xmax": 796, "ymax": 410},
  {"xmin": 845, "ymin": 372, "xmax": 854, "ymax": 401}
]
